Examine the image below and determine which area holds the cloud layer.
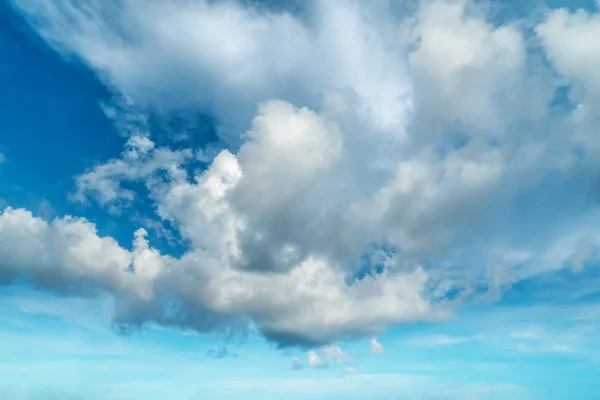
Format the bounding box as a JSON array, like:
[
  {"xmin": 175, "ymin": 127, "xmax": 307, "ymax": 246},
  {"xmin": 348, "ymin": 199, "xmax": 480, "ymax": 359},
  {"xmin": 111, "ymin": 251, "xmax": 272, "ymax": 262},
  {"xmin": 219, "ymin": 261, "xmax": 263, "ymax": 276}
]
[{"xmin": 2, "ymin": 0, "xmax": 600, "ymax": 347}]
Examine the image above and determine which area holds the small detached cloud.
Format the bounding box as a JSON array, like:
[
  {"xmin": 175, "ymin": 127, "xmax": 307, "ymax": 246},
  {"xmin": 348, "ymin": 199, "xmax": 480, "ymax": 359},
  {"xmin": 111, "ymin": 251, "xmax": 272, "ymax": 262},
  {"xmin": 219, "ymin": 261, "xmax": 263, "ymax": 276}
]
[
  {"xmin": 344, "ymin": 366, "xmax": 358, "ymax": 374},
  {"xmin": 307, "ymin": 351, "xmax": 326, "ymax": 368},
  {"xmin": 302, "ymin": 345, "xmax": 351, "ymax": 371},
  {"xmin": 370, "ymin": 338, "xmax": 384, "ymax": 355},
  {"xmin": 321, "ymin": 344, "xmax": 351, "ymax": 364}
]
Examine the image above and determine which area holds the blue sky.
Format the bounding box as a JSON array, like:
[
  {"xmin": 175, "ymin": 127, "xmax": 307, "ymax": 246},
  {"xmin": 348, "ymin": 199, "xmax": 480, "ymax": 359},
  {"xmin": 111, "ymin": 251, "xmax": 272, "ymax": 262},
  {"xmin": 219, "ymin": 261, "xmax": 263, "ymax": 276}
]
[{"xmin": 1, "ymin": 0, "xmax": 600, "ymax": 399}]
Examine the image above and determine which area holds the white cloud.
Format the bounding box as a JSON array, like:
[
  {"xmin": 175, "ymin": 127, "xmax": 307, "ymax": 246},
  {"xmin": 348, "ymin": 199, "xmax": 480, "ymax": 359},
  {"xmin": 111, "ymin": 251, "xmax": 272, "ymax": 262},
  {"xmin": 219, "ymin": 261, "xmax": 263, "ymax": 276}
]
[
  {"xmin": 72, "ymin": 135, "xmax": 192, "ymax": 208},
  {"xmin": 320, "ymin": 344, "xmax": 350, "ymax": 364},
  {"xmin": 0, "ymin": 152, "xmax": 439, "ymax": 344},
  {"xmin": 537, "ymin": 8, "xmax": 600, "ymax": 97},
  {"xmin": 407, "ymin": 0, "xmax": 541, "ymax": 132},
  {"xmin": 2, "ymin": 0, "xmax": 600, "ymax": 348},
  {"xmin": 537, "ymin": 6, "xmax": 600, "ymax": 160},
  {"xmin": 370, "ymin": 338, "xmax": 384, "ymax": 355},
  {"xmin": 0, "ymin": 207, "xmax": 132, "ymax": 293},
  {"xmin": 307, "ymin": 350, "xmax": 326, "ymax": 368},
  {"xmin": 58, "ymin": 101, "xmax": 443, "ymax": 345},
  {"xmin": 567, "ymin": 243, "xmax": 595, "ymax": 273}
]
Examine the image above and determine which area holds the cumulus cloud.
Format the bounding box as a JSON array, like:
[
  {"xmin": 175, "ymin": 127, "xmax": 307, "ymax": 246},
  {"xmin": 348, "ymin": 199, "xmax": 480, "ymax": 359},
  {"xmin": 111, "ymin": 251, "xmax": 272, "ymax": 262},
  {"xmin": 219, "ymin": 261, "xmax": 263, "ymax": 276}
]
[
  {"xmin": 0, "ymin": 207, "xmax": 132, "ymax": 291},
  {"xmin": 537, "ymin": 5, "xmax": 600, "ymax": 159},
  {"xmin": 405, "ymin": 1, "xmax": 554, "ymax": 132},
  {"xmin": 0, "ymin": 142, "xmax": 439, "ymax": 345},
  {"xmin": 537, "ymin": 8, "xmax": 600, "ymax": 98},
  {"xmin": 2, "ymin": 0, "xmax": 600, "ymax": 348},
  {"xmin": 64, "ymin": 101, "xmax": 442, "ymax": 346},
  {"xmin": 307, "ymin": 351, "xmax": 326, "ymax": 368},
  {"xmin": 370, "ymin": 338, "xmax": 384, "ymax": 355},
  {"xmin": 320, "ymin": 344, "xmax": 351, "ymax": 364},
  {"xmin": 72, "ymin": 135, "xmax": 192, "ymax": 209}
]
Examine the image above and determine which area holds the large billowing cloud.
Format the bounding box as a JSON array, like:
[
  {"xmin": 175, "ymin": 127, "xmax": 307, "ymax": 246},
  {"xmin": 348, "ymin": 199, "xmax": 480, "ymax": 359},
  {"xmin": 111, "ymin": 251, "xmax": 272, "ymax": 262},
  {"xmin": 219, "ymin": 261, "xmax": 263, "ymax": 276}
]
[{"xmin": 2, "ymin": 0, "xmax": 600, "ymax": 347}]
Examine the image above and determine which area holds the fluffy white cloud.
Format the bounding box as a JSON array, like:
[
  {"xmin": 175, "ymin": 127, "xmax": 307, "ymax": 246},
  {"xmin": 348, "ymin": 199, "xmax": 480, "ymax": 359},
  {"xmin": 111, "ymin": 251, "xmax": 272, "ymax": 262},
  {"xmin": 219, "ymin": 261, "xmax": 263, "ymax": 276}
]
[
  {"xmin": 320, "ymin": 344, "xmax": 351, "ymax": 364},
  {"xmin": 0, "ymin": 207, "xmax": 132, "ymax": 293},
  {"xmin": 0, "ymin": 203, "xmax": 438, "ymax": 345},
  {"xmin": 3, "ymin": 0, "xmax": 600, "ymax": 347},
  {"xmin": 307, "ymin": 350, "xmax": 326, "ymax": 368},
  {"xmin": 72, "ymin": 135, "xmax": 192, "ymax": 209},
  {"xmin": 537, "ymin": 7, "xmax": 600, "ymax": 98},
  {"xmin": 67, "ymin": 100, "xmax": 448, "ymax": 345},
  {"xmin": 370, "ymin": 338, "xmax": 384, "ymax": 355},
  {"xmin": 407, "ymin": 0, "xmax": 538, "ymax": 131}
]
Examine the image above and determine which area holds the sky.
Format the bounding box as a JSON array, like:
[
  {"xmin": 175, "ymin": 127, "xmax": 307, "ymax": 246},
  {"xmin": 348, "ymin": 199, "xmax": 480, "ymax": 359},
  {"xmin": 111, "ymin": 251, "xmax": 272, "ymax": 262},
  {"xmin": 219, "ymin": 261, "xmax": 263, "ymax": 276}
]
[{"xmin": 1, "ymin": 0, "xmax": 600, "ymax": 398}]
